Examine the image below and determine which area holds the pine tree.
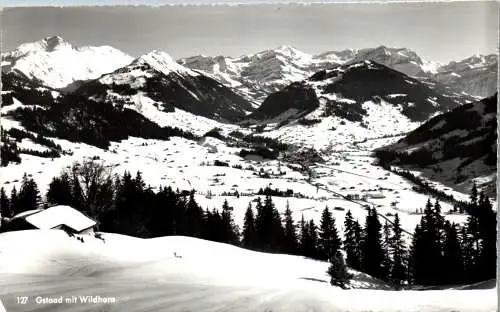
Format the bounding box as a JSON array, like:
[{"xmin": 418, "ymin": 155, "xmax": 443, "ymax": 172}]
[
  {"xmin": 134, "ymin": 171, "xmax": 146, "ymax": 192},
  {"xmin": 255, "ymin": 196, "xmax": 284, "ymax": 252},
  {"xmin": 409, "ymin": 221, "xmax": 426, "ymax": 285},
  {"xmin": 344, "ymin": 210, "xmax": 361, "ymax": 270},
  {"xmin": 242, "ymin": 202, "xmax": 257, "ymax": 249},
  {"xmin": 113, "ymin": 171, "xmax": 146, "ymax": 236},
  {"xmin": 442, "ymin": 221, "xmax": 465, "ymax": 285},
  {"xmin": 409, "ymin": 196, "xmax": 452, "ymax": 286},
  {"xmin": 299, "ymin": 214, "xmax": 309, "ymax": 256},
  {"xmin": 138, "ymin": 187, "xmax": 155, "ymax": 238},
  {"xmin": 381, "ymin": 220, "xmax": 393, "ymax": 281},
  {"xmin": 282, "ymin": 201, "xmax": 298, "ymax": 254},
  {"xmin": 271, "ymin": 199, "xmax": 285, "ymax": 251},
  {"xmin": 221, "ymin": 199, "xmax": 239, "ymax": 244},
  {"xmin": 353, "ymin": 219, "xmax": 363, "ymax": 267},
  {"xmin": 390, "ymin": 213, "xmax": 407, "ymax": 288},
  {"xmin": 0, "ymin": 187, "xmax": 11, "ymax": 218},
  {"xmin": 475, "ymin": 191, "xmax": 496, "ymax": 281},
  {"xmin": 46, "ymin": 172, "xmax": 73, "ymax": 206},
  {"xmin": 307, "ymin": 219, "xmax": 319, "ymax": 259},
  {"xmin": 254, "ymin": 197, "xmax": 264, "ymax": 250},
  {"xmin": 143, "ymin": 186, "xmax": 169, "ymax": 237},
  {"xmin": 185, "ymin": 190, "xmax": 204, "ymax": 238},
  {"xmin": 327, "ymin": 251, "xmax": 352, "ymax": 289},
  {"xmin": 255, "ymin": 197, "xmax": 263, "ymax": 217},
  {"xmin": 172, "ymin": 189, "xmax": 188, "ymax": 236},
  {"xmin": 469, "ymin": 182, "xmax": 478, "ymax": 212},
  {"xmin": 460, "ymin": 225, "xmax": 478, "ymax": 283},
  {"xmin": 318, "ymin": 206, "xmax": 341, "ymax": 261},
  {"xmin": 361, "ymin": 208, "xmax": 385, "ymax": 280},
  {"xmin": 419, "ymin": 198, "xmax": 445, "ymax": 285},
  {"xmin": 10, "ymin": 187, "xmax": 19, "ymax": 216},
  {"xmin": 433, "ymin": 199, "xmax": 445, "ymax": 242},
  {"xmin": 204, "ymin": 208, "xmax": 224, "ymax": 242},
  {"xmin": 16, "ymin": 174, "xmax": 42, "ymax": 213}
]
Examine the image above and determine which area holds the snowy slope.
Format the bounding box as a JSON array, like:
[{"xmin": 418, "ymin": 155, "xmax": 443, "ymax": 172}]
[
  {"xmin": 1, "ymin": 70, "xmax": 61, "ymax": 109},
  {"xmin": 0, "ymin": 132, "xmax": 472, "ymax": 240},
  {"xmin": 247, "ymin": 61, "xmax": 468, "ymax": 130},
  {"xmin": 1, "ymin": 36, "xmax": 133, "ymax": 90},
  {"xmin": 0, "ymin": 230, "xmax": 495, "ymax": 312},
  {"xmin": 77, "ymin": 50, "xmax": 254, "ymax": 122},
  {"xmin": 376, "ymin": 93, "xmax": 497, "ymax": 197}
]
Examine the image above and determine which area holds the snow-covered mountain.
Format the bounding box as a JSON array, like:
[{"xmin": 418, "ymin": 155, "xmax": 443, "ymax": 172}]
[
  {"xmin": 249, "ymin": 61, "xmax": 468, "ymax": 124},
  {"xmin": 1, "ymin": 50, "xmax": 255, "ymax": 153},
  {"xmin": 433, "ymin": 54, "xmax": 498, "ymax": 98},
  {"xmin": 349, "ymin": 46, "xmax": 439, "ymax": 77},
  {"xmin": 76, "ymin": 50, "xmax": 254, "ymax": 122},
  {"xmin": 1, "ymin": 36, "xmax": 134, "ymax": 91},
  {"xmin": 179, "ymin": 46, "xmax": 319, "ymax": 105},
  {"xmin": 179, "ymin": 46, "xmax": 497, "ymax": 103},
  {"xmin": 376, "ymin": 93, "xmax": 497, "ymax": 196}
]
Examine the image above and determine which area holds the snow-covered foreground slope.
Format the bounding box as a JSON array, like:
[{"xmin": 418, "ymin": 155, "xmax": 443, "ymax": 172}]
[
  {"xmin": 2, "ymin": 36, "xmax": 133, "ymax": 90},
  {"xmin": 0, "ymin": 230, "xmax": 496, "ymax": 312}
]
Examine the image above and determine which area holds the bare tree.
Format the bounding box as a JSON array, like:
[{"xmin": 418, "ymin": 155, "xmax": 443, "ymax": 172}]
[{"xmin": 67, "ymin": 159, "xmax": 116, "ymax": 219}]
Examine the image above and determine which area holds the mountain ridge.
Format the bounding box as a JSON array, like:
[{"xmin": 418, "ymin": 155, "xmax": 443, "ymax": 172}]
[
  {"xmin": 69, "ymin": 50, "xmax": 255, "ymax": 123},
  {"xmin": 2, "ymin": 36, "xmax": 134, "ymax": 91},
  {"xmin": 375, "ymin": 93, "xmax": 497, "ymax": 196},
  {"xmin": 179, "ymin": 45, "xmax": 497, "ymax": 103},
  {"xmin": 248, "ymin": 60, "xmax": 471, "ymax": 125}
]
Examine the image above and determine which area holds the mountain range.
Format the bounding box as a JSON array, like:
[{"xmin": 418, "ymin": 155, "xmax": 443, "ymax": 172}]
[
  {"xmin": 3, "ymin": 36, "xmax": 496, "ymax": 106},
  {"xmin": 179, "ymin": 44, "xmax": 498, "ymax": 103}
]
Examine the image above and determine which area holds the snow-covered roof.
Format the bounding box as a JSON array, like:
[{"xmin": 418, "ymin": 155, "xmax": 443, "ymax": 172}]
[
  {"xmin": 10, "ymin": 209, "xmax": 44, "ymax": 221},
  {"xmin": 25, "ymin": 205, "xmax": 96, "ymax": 232}
]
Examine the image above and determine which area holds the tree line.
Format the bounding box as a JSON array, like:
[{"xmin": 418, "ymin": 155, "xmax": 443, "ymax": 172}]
[{"xmin": 0, "ymin": 161, "xmax": 495, "ymax": 288}]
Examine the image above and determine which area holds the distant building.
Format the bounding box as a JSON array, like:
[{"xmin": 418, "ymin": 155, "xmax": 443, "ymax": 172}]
[
  {"xmin": 366, "ymin": 192, "xmax": 386, "ymax": 199},
  {"xmin": 2, "ymin": 205, "xmax": 97, "ymax": 235}
]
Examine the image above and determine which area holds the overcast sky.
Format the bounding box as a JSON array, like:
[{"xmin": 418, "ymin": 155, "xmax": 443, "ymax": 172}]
[{"xmin": 1, "ymin": 2, "xmax": 498, "ymax": 63}]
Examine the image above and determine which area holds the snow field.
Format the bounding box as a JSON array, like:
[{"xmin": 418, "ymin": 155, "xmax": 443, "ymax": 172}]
[{"xmin": 0, "ymin": 230, "xmax": 495, "ymax": 312}]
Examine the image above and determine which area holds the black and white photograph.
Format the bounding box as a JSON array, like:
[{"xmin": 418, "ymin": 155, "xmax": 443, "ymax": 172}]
[{"xmin": 0, "ymin": 2, "xmax": 498, "ymax": 311}]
